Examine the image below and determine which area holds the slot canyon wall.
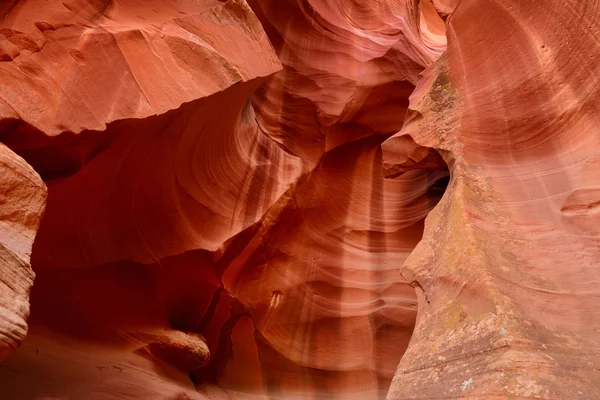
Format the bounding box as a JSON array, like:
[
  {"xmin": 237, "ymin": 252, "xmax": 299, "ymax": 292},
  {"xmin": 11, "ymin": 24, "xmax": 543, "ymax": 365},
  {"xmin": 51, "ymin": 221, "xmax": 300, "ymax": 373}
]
[{"xmin": 0, "ymin": 0, "xmax": 598, "ymax": 399}]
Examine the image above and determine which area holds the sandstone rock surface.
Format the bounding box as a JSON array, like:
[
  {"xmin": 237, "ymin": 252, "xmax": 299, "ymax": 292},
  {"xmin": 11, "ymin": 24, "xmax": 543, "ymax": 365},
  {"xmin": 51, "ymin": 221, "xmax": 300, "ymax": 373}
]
[
  {"xmin": 0, "ymin": 0, "xmax": 599, "ymax": 399},
  {"xmin": 384, "ymin": 0, "xmax": 600, "ymax": 398},
  {"xmin": 0, "ymin": 144, "xmax": 46, "ymax": 361}
]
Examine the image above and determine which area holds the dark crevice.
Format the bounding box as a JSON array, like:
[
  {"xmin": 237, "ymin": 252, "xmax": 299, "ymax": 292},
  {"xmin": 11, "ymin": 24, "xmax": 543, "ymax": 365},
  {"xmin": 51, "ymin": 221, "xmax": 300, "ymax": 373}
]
[{"xmin": 430, "ymin": 174, "xmax": 450, "ymax": 194}]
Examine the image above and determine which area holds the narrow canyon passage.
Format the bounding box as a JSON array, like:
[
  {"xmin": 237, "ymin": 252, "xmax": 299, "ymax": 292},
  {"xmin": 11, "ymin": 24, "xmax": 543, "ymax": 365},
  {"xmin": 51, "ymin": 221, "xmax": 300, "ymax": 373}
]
[
  {"xmin": 0, "ymin": 0, "xmax": 450, "ymax": 398},
  {"xmin": 2, "ymin": 0, "xmax": 600, "ymax": 399},
  {"xmin": 0, "ymin": 94, "xmax": 451, "ymax": 400},
  {"xmin": 0, "ymin": 137, "xmax": 449, "ymax": 399}
]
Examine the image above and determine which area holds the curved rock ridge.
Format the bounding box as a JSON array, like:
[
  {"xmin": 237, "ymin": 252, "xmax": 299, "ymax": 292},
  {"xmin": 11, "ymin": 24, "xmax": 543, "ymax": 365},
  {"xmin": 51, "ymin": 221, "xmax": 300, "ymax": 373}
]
[
  {"xmin": 0, "ymin": 0, "xmax": 299, "ymax": 268},
  {"xmin": 192, "ymin": 137, "xmax": 447, "ymax": 396},
  {"xmin": 29, "ymin": 80, "xmax": 302, "ymax": 269},
  {"xmin": 0, "ymin": 144, "xmax": 46, "ymax": 361},
  {"xmin": 0, "ymin": 0, "xmax": 280, "ymax": 136},
  {"xmin": 2, "ymin": 0, "xmax": 598, "ymax": 399},
  {"xmin": 384, "ymin": 0, "xmax": 600, "ymax": 398},
  {"xmin": 0, "ymin": 0, "xmax": 298, "ymax": 268},
  {"xmin": 0, "ymin": 139, "xmax": 446, "ymax": 399},
  {"xmin": 0, "ymin": 0, "xmax": 302, "ymax": 269},
  {"xmin": 248, "ymin": 0, "xmax": 447, "ymax": 169},
  {"xmin": 0, "ymin": 328, "xmax": 214, "ymax": 400},
  {"xmin": 0, "ymin": 0, "xmax": 448, "ymax": 398}
]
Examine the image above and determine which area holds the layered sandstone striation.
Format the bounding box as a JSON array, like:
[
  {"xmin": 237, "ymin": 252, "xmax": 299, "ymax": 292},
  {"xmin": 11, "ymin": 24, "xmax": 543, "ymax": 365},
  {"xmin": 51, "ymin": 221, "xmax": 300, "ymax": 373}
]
[
  {"xmin": 247, "ymin": 0, "xmax": 446, "ymax": 169},
  {"xmin": 384, "ymin": 0, "xmax": 600, "ymax": 398},
  {"xmin": 0, "ymin": 144, "xmax": 46, "ymax": 361},
  {"xmin": 0, "ymin": 0, "xmax": 599, "ymax": 399},
  {"xmin": 0, "ymin": 0, "xmax": 297, "ymax": 398}
]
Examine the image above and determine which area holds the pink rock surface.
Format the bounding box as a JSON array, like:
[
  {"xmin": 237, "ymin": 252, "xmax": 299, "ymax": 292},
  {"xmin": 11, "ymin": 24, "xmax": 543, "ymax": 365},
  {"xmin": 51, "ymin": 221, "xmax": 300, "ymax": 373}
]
[
  {"xmin": 384, "ymin": 0, "xmax": 600, "ymax": 398},
  {"xmin": 0, "ymin": 0, "xmax": 280, "ymax": 134},
  {"xmin": 247, "ymin": 0, "xmax": 446, "ymax": 169},
  {"xmin": 0, "ymin": 0, "xmax": 441, "ymax": 397},
  {"xmin": 0, "ymin": 0, "xmax": 599, "ymax": 399}
]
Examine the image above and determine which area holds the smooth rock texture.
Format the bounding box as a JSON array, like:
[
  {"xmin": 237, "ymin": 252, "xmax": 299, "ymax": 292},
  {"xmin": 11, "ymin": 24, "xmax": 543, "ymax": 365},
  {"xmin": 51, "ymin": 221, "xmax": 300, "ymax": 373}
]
[
  {"xmin": 1, "ymin": 0, "xmax": 298, "ymax": 269},
  {"xmin": 247, "ymin": 0, "xmax": 446, "ymax": 169},
  {"xmin": 0, "ymin": 0, "xmax": 599, "ymax": 399},
  {"xmin": 198, "ymin": 138, "xmax": 447, "ymax": 396},
  {"xmin": 0, "ymin": 0, "xmax": 443, "ymax": 398}
]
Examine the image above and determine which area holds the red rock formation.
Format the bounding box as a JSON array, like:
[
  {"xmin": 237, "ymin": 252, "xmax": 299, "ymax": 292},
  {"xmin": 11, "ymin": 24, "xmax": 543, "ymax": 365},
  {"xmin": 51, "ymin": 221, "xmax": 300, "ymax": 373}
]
[
  {"xmin": 0, "ymin": 0, "xmax": 445, "ymax": 397},
  {"xmin": 247, "ymin": 0, "xmax": 446, "ymax": 169},
  {"xmin": 384, "ymin": 0, "xmax": 600, "ymax": 398},
  {"xmin": 199, "ymin": 138, "xmax": 446, "ymax": 396},
  {"xmin": 1, "ymin": 0, "xmax": 599, "ymax": 399},
  {"xmin": 1, "ymin": 0, "xmax": 298, "ymax": 268},
  {"xmin": 0, "ymin": 0, "xmax": 300, "ymax": 398}
]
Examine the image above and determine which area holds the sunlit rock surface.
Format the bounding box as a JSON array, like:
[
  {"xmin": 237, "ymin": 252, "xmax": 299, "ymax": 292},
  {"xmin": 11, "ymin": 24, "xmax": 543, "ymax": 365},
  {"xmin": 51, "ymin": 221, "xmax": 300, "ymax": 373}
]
[{"xmin": 0, "ymin": 0, "xmax": 599, "ymax": 399}]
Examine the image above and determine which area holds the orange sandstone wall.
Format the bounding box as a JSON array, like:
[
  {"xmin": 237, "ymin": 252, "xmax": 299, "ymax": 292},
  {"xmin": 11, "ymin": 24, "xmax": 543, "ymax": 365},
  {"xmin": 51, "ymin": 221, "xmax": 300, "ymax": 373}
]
[{"xmin": 0, "ymin": 0, "xmax": 598, "ymax": 399}]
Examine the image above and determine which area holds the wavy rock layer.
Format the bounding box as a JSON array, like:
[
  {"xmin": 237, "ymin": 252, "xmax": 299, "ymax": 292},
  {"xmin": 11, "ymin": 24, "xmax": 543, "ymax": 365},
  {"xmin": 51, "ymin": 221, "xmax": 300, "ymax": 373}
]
[
  {"xmin": 384, "ymin": 0, "xmax": 600, "ymax": 398},
  {"xmin": 0, "ymin": 0, "xmax": 445, "ymax": 399},
  {"xmin": 1, "ymin": 0, "xmax": 598, "ymax": 399},
  {"xmin": 194, "ymin": 138, "xmax": 447, "ymax": 396},
  {"xmin": 248, "ymin": 0, "xmax": 447, "ymax": 169},
  {"xmin": 0, "ymin": 0, "xmax": 295, "ymax": 398},
  {"xmin": 1, "ymin": 0, "xmax": 297, "ymax": 268},
  {"xmin": 0, "ymin": 144, "xmax": 46, "ymax": 361}
]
